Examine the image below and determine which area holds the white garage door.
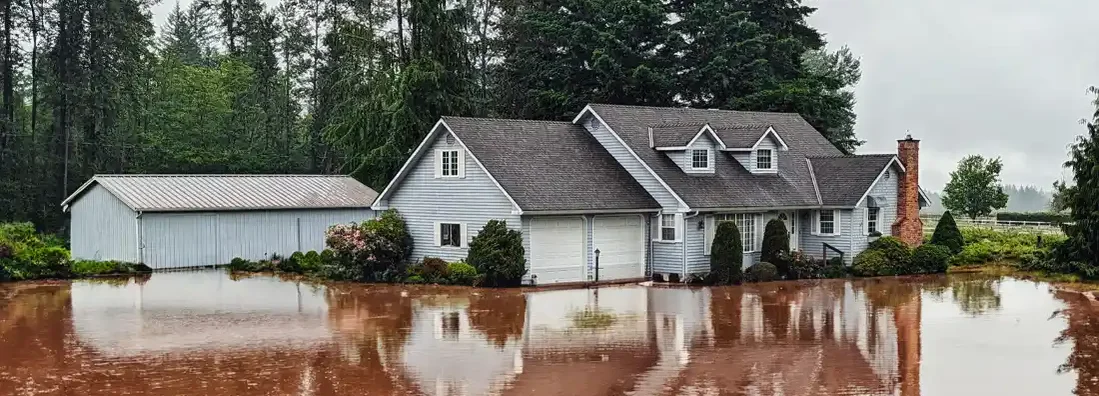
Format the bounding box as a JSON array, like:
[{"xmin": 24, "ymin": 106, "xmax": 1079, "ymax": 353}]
[
  {"xmin": 593, "ymin": 215, "xmax": 645, "ymax": 281},
  {"xmin": 530, "ymin": 217, "xmax": 586, "ymax": 284}
]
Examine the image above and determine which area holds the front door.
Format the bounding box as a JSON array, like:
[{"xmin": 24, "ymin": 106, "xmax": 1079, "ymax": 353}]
[{"xmin": 779, "ymin": 212, "xmax": 798, "ymax": 251}]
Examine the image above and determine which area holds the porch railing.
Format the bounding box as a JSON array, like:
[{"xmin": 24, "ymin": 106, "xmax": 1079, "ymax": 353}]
[{"xmin": 822, "ymin": 242, "xmax": 845, "ymax": 264}]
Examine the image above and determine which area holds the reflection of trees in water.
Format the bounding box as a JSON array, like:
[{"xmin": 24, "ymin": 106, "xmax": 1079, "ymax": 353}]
[
  {"xmin": 468, "ymin": 290, "xmax": 525, "ymax": 348},
  {"xmin": 950, "ymin": 277, "xmax": 1002, "ymax": 316},
  {"xmin": 1053, "ymin": 291, "xmax": 1099, "ymax": 396}
]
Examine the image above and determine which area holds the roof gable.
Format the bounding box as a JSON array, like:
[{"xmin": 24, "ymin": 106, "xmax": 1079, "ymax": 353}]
[
  {"xmin": 807, "ymin": 154, "xmax": 901, "ymax": 207},
  {"xmin": 62, "ymin": 175, "xmax": 378, "ymax": 212},
  {"xmin": 581, "ymin": 103, "xmax": 841, "ymax": 209}
]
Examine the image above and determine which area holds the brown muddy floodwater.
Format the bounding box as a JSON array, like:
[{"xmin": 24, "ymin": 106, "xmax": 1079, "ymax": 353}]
[{"xmin": 1, "ymin": 271, "xmax": 1097, "ymax": 396}]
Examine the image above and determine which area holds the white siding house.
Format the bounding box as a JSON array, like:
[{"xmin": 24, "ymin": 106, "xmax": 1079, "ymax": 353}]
[{"xmin": 62, "ymin": 175, "xmax": 378, "ymax": 269}]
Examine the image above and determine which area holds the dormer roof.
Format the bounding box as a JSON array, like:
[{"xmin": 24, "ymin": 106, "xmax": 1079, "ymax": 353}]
[
  {"xmin": 713, "ymin": 125, "xmax": 790, "ymax": 151},
  {"xmin": 649, "ymin": 123, "xmax": 725, "ymax": 150},
  {"xmin": 648, "ymin": 122, "xmax": 789, "ymax": 152}
]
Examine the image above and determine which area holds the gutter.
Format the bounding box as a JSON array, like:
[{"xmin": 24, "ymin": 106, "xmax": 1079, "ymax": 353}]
[{"xmin": 135, "ymin": 211, "xmax": 143, "ymax": 264}]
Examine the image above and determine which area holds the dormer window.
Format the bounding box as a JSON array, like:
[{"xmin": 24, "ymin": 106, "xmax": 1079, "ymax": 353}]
[
  {"xmin": 756, "ymin": 149, "xmax": 773, "ymax": 170},
  {"xmin": 691, "ymin": 149, "xmax": 709, "ymax": 169}
]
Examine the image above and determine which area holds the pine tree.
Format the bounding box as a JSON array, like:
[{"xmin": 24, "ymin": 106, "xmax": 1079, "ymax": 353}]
[
  {"xmin": 760, "ymin": 219, "xmax": 791, "ymax": 276},
  {"xmin": 710, "ymin": 221, "xmax": 744, "ymax": 285}
]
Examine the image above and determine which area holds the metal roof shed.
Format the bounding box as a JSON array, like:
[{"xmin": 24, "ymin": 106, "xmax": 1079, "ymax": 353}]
[{"xmin": 61, "ymin": 175, "xmax": 378, "ymax": 269}]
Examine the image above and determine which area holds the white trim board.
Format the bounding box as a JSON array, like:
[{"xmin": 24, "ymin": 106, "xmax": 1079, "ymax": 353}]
[{"xmin": 853, "ymin": 156, "xmax": 905, "ymax": 208}]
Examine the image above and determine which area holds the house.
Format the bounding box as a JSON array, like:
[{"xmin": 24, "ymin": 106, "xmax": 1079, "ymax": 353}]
[
  {"xmin": 371, "ymin": 104, "xmax": 929, "ymax": 284},
  {"xmin": 61, "ymin": 175, "xmax": 377, "ymax": 269}
]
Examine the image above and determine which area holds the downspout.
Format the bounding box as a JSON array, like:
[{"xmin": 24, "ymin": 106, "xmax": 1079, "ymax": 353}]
[
  {"xmin": 683, "ymin": 211, "xmax": 700, "ymax": 278},
  {"xmin": 135, "ymin": 211, "xmax": 143, "ymax": 264}
]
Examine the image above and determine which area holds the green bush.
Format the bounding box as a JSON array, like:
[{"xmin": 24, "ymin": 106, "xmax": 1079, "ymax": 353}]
[
  {"xmin": 852, "ymin": 250, "xmax": 898, "ymax": 276},
  {"xmin": 71, "ymin": 260, "xmax": 151, "ymax": 276},
  {"xmin": 995, "ymin": 211, "xmax": 1071, "ymax": 224},
  {"xmin": 363, "ymin": 209, "xmax": 414, "ymax": 263},
  {"xmin": 785, "ymin": 251, "xmax": 847, "ymax": 280},
  {"xmin": 911, "ymin": 244, "xmax": 951, "ymax": 274},
  {"xmin": 467, "ymin": 220, "xmax": 526, "ymax": 287},
  {"xmin": 946, "ymin": 228, "xmax": 1057, "ymax": 266},
  {"xmin": 822, "ymin": 257, "xmax": 848, "ymax": 278},
  {"xmin": 299, "ymin": 251, "xmax": 323, "ymax": 273},
  {"xmin": 745, "ymin": 262, "xmax": 779, "ymax": 282},
  {"xmin": 324, "ymin": 210, "xmax": 412, "ymax": 281},
  {"xmin": 710, "ymin": 221, "xmax": 744, "ymax": 285},
  {"xmin": 447, "ymin": 261, "xmax": 478, "ymax": 285},
  {"xmin": 930, "ymin": 211, "xmax": 964, "ymax": 254},
  {"xmin": 760, "ymin": 219, "xmax": 791, "ymax": 278},
  {"xmin": 866, "ymin": 236, "xmax": 912, "ymax": 271},
  {"xmin": 405, "ymin": 275, "xmax": 425, "ymax": 284},
  {"xmin": 415, "ymin": 257, "xmax": 449, "ymax": 283},
  {"xmin": 0, "ymin": 222, "xmax": 73, "ymax": 280},
  {"xmin": 279, "ymin": 252, "xmax": 304, "ymax": 273}
]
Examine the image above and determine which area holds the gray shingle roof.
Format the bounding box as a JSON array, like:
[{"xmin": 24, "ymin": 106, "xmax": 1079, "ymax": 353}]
[
  {"xmin": 650, "ymin": 124, "xmax": 703, "ymax": 147},
  {"xmin": 585, "ymin": 103, "xmax": 846, "ymax": 209},
  {"xmin": 808, "ymin": 155, "xmax": 898, "ymax": 206},
  {"xmin": 442, "ymin": 116, "xmax": 659, "ymax": 212},
  {"xmin": 62, "ymin": 175, "xmax": 378, "ymax": 212},
  {"xmin": 712, "ymin": 125, "xmax": 772, "ymax": 148}
]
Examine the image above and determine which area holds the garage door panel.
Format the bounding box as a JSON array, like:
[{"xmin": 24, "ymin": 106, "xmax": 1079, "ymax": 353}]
[
  {"xmin": 593, "ymin": 215, "xmax": 644, "ymax": 281},
  {"xmin": 530, "ymin": 217, "xmax": 585, "ymax": 284}
]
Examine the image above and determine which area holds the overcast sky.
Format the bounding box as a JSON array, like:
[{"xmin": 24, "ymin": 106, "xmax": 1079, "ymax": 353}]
[{"xmin": 153, "ymin": 0, "xmax": 1099, "ymax": 191}]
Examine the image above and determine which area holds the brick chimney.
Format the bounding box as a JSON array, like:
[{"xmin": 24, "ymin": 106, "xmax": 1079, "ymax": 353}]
[{"xmin": 892, "ymin": 135, "xmax": 923, "ymax": 247}]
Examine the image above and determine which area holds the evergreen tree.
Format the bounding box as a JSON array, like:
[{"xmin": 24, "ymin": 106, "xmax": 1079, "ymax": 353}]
[
  {"xmin": 1058, "ymin": 88, "xmax": 1099, "ymax": 272},
  {"xmin": 930, "ymin": 211, "xmax": 964, "ymax": 254},
  {"xmin": 710, "ymin": 221, "xmax": 744, "ymax": 285},
  {"xmin": 760, "ymin": 219, "xmax": 790, "ymax": 277}
]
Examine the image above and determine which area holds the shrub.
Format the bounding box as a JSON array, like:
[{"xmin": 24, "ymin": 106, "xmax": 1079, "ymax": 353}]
[
  {"xmin": 447, "ymin": 261, "xmax": 478, "ymax": 285},
  {"xmin": 930, "ymin": 211, "xmax": 964, "ymax": 254},
  {"xmin": 787, "ymin": 251, "xmax": 848, "ymax": 280},
  {"xmin": 912, "ymin": 244, "xmax": 951, "ymax": 274},
  {"xmin": 0, "ymin": 222, "xmax": 73, "ymax": 280},
  {"xmin": 868, "ymin": 236, "xmax": 913, "ymax": 268},
  {"xmin": 405, "ymin": 275, "xmax": 425, "ymax": 284},
  {"xmin": 467, "ymin": 220, "xmax": 526, "ymax": 287},
  {"xmin": 760, "ymin": 219, "xmax": 791, "ymax": 277},
  {"xmin": 745, "ymin": 262, "xmax": 779, "ymax": 282},
  {"xmin": 363, "ymin": 209, "xmax": 414, "ymax": 263},
  {"xmin": 709, "ymin": 222, "xmax": 744, "ymax": 284},
  {"xmin": 324, "ymin": 216, "xmax": 406, "ymax": 281},
  {"xmin": 71, "ymin": 260, "xmax": 151, "ymax": 276},
  {"xmin": 299, "ymin": 251, "xmax": 323, "ymax": 273},
  {"xmin": 418, "ymin": 257, "xmax": 450, "ymax": 283},
  {"xmin": 0, "ymin": 265, "xmax": 8, "ymax": 281},
  {"xmin": 852, "ymin": 250, "xmax": 898, "ymax": 276},
  {"xmin": 822, "ymin": 257, "xmax": 848, "ymax": 278},
  {"xmin": 280, "ymin": 252, "xmax": 304, "ymax": 273}
]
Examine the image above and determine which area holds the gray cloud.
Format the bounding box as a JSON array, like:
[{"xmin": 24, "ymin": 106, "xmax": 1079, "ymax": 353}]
[{"xmin": 808, "ymin": 0, "xmax": 1099, "ymax": 190}]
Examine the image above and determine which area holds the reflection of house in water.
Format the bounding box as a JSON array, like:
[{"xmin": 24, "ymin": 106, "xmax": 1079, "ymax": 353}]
[{"xmin": 395, "ymin": 281, "xmax": 922, "ymax": 396}]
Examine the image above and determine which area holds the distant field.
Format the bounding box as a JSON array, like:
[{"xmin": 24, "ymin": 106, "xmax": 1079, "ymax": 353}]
[{"xmin": 920, "ymin": 214, "xmax": 1064, "ymax": 235}]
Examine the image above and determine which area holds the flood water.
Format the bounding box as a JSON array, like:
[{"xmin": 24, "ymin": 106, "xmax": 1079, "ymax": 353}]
[{"xmin": 1, "ymin": 271, "xmax": 1097, "ymax": 396}]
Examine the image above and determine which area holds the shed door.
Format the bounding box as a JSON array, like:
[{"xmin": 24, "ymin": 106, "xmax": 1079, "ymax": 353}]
[
  {"xmin": 142, "ymin": 214, "xmax": 219, "ymax": 269},
  {"xmin": 530, "ymin": 217, "xmax": 585, "ymax": 284},
  {"xmin": 593, "ymin": 215, "xmax": 645, "ymax": 281}
]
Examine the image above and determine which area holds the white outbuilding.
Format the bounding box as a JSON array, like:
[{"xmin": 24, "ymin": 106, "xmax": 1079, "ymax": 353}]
[{"xmin": 61, "ymin": 175, "xmax": 378, "ymax": 269}]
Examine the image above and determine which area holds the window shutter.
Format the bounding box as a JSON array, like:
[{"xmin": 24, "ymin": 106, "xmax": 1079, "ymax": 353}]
[
  {"xmin": 674, "ymin": 214, "xmax": 684, "ymax": 241},
  {"xmin": 434, "ymin": 222, "xmax": 442, "ymax": 246},
  {"xmin": 811, "ymin": 211, "xmax": 819, "ymax": 235},
  {"xmin": 457, "ymin": 150, "xmax": 467, "ymax": 178},
  {"xmin": 863, "ymin": 208, "xmax": 869, "ymax": 236},
  {"xmin": 704, "ymin": 216, "xmax": 715, "ymax": 255},
  {"xmin": 433, "ymin": 150, "xmax": 442, "ymax": 179},
  {"xmin": 834, "ymin": 210, "xmax": 842, "ymax": 236},
  {"xmin": 460, "ymin": 223, "xmax": 469, "ymax": 248}
]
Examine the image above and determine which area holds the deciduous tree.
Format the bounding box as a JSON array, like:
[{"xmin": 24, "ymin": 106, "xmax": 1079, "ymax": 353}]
[{"xmin": 941, "ymin": 155, "xmax": 1010, "ymax": 220}]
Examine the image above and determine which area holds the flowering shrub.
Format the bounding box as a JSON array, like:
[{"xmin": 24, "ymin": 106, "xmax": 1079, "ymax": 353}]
[{"xmin": 324, "ymin": 210, "xmax": 410, "ymax": 281}]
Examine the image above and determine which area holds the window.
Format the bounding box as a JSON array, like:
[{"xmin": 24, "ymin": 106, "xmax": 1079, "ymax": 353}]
[
  {"xmin": 691, "ymin": 149, "xmax": 709, "ymax": 169},
  {"xmin": 818, "ymin": 210, "xmax": 837, "ymax": 235},
  {"xmin": 660, "ymin": 214, "xmax": 677, "ymax": 241},
  {"xmin": 440, "ymin": 150, "xmax": 460, "ymax": 177},
  {"xmin": 715, "ymin": 213, "xmax": 756, "ymax": 252},
  {"xmin": 867, "ymin": 207, "xmax": 880, "ymax": 234},
  {"xmin": 756, "ymin": 149, "xmax": 773, "ymax": 170},
  {"xmin": 440, "ymin": 223, "xmax": 462, "ymax": 247}
]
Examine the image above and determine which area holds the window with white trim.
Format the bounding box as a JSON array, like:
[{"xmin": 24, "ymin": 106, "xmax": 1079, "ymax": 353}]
[
  {"xmin": 660, "ymin": 214, "xmax": 677, "ymax": 241},
  {"xmin": 867, "ymin": 207, "xmax": 881, "ymax": 234},
  {"xmin": 818, "ymin": 210, "xmax": 837, "ymax": 235},
  {"xmin": 756, "ymin": 149, "xmax": 773, "ymax": 170},
  {"xmin": 440, "ymin": 150, "xmax": 459, "ymax": 177},
  {"xmin": 691, "ymin": 149, "xmax": 709, "ymax": 169},
  {"xmin": 715, "ymin": 213, "xmax": 756, "ymax": 252},
  {"xmin": 440, "ymin": 223, "xmax": 462, "ymax": 247}
]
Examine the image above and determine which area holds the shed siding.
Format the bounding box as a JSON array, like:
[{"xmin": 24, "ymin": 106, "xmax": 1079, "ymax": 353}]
[
  {"xmin": 70, "ymin": 185, "xmax": 138, "ymax": 262},
  {"xmin": 386, "ymin": 131, "xmax": 520, "ymax": 263},
  {"xmin": 798, "ymin": 209, "xmax": 858, "ymax": 264},
  {"xmin": 140, "ymin": 209, "xmax": 373, "ymax": 269},
  {"xmin": 582, "ymin": 116, "xmax": 682, "ymax": 210}
]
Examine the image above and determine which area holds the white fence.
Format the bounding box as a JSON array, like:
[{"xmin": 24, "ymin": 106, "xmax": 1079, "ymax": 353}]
[{"xmin": 920, "ymin": 214, "xmax": 1064, "ymax": 235}]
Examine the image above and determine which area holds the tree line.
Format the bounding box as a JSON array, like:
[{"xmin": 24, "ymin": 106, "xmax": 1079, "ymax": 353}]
[{"xmin": 0, "ymin": 0, "xmax": 862, "ymax": 233}]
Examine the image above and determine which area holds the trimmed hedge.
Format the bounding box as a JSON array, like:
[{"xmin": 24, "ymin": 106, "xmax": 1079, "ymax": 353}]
[
  {"xmin": 760, "ymin": 219, "xmax": 790, "ymax": 277},
  {"xmin": 710, "ymin": 221, "xmax": 744, "ymax": 284},
  {"xmin": 852, "ymin": 250, "xmax": 897, "ymax": 276},
  {"xmin": 930, "ymin": 211, "xmax": 964, "ymax": 254},
  {"xmin": 745, "ymin": 262, "xmax": 779, "ymax": 282},
  {"xmin": 995, "ymin": 211, "xmax": 1071, "ymax": 224},
  {"xmin": 912, "ymin": 244, "xmax": 951, "ymax": 274}
]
